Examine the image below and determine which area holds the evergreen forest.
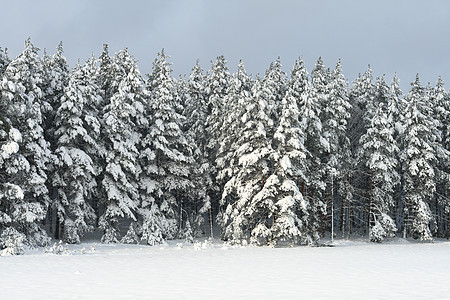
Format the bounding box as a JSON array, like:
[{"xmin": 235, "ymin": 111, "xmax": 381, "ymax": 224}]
[{"xmin": 1, "ymin": 39, "xmax": 449, "ymax": 254}]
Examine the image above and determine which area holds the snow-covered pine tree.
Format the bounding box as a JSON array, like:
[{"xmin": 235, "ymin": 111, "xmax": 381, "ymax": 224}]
[
  {"xmin": 40, "ymin": 43, "xmax": 70, "ymax": 238},
  {"xmin": 310, "ymin": 57, "xmax": 334, "ymax": 235},
  {"xmin": 41, "ymin": 42, "xmax": 70, "ymax": 126},
  {"xmin": 346, "ymin": 66, "xmax": 376, "ymax": 234},
  {"xmin": 0, "ymin": 105, "xmax": 26, "ymax": 254},
  {"xmin": 97, "ymin": 44, "xmax": 117, "ymax": 103},
  {"xmin": 0, "ymin": 38, "xmax": 51, "ymax": 247},
  {"xmin": 271, "ymin": 58, "xmax": 312, "ymax": 246},
  {"xmin": 140, "ymin": 49, "xmax": 193, "ymax": 243},
  {"xmin": 81, "ymin": 54, "xmax": 105, "ymax": 228},
  {"xmin": 0, "ymin": 47, "xmax": 10, "ymax": 76},
  {"xmin": 204, "ymin": 55, "xmax": 231, "ymax": 220},
  {"xmin": 183, "ymin": 60, "xmax": 214, "ymax": 238},
  {"xmin": 386, "ymin": 74, "xmax": 406, "ymax": 229},
  {"xmin": 322, "ymin": 59, "xmax": 352, "ymax": 241},
  {"xmin": 359, "ymin": 104, "xmax": 399, "ymax": 242},
  {"xmin": 216, "ymin": 60, "xmax": 254, "ymax": 235},
  {"xmin": 262, "ymin": 57, "xmax": 287, "ymax": 136},
  {"xmin": 52, "ymin": 60, "xmax": 104, "ymax": 243},
  {"xmin": 294, "ymin": 58, "xmax": 328, "ymax": 238},
  {"xmin": 100, "ymin": 49, "xmax": 144, "ymax": 243},
  {"xmin": 401, "ymin": 75, "xmax": 437, "ymax": 241},
  {"xmin": 220, "ymin": 70, "xmax": 277, "ymax": 245},
  {"xmin": 428, "ymin": 77, "xmax": 450, "ymax": 237}
]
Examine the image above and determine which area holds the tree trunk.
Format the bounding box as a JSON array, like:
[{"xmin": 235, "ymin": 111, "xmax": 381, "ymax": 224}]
[
  {"xmin": 55, "ymin": 214, "xmax": 60, "ymax": 240},
  {"xmin": 48, "ymin": 206, "xmax": 53, "ymax": 234},
  {"xmin": 341, "ymin": 196, "xmax": 346, "ymax": 238},
  {"xmin": 94, "ymin": 197, "xmax": 100, "ymax": 228},
  {"xmin": 368, "ymin": 169, "xmax": 373, "ymax": 237},
  {"xmin": 331, "ymin": 176, "xmax": 334, "ymax": 243},
  {"xmin": 179, "ymin": 192, "xmax": 183, "ymax": 236}
]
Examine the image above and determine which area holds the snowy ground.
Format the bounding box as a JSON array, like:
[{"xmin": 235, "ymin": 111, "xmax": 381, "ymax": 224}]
[{"xmin": 1, "ymin": 238, "xmax": 449, "ymax": 299}]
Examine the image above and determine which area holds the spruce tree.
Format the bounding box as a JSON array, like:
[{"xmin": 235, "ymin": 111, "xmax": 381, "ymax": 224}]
[
  {"xmin": 429, "ymin": 77, "xmax": 450, "ymax": 237},
  {"xmin": 204, "ymin": 55, "xmax": 231, "ymax": 220},
  {"xmin": 100, "ymin": 49, "xmax": 144, "ymax": 243},
  {"xmin": 140, "ymin": 50, "xmax": 193, "ymax": 243},
  {"xmin": 360, "ymin": 104, "xmax": 399, "ymax": 242},
  {"xmin": 0, "ymin": 108, "xmax": 26, "ymax": 254},
  {"xmin": 271, "ymin": 58, "xmax": 312, "ymax": 246},
  {"xmin": 295, "ymin": 59, "xmax": 327, "ymax": 238},
  {"xmin": 220, "ymin": 73, "xmax": 276, "ymax": 245},
  {"xmin": 401, "ymin": 75, "xmax": 436, "ymax": 240},
  {"xmin": 40, "ymin": 42, "xmax": 70, "ymax": 238},
  {"xmin": 52, "ymin": 60, "xmax": 103, "ymax": 243},
  {"xmin": 183, "ymin": 60, "xmax": 214, "ymax": 237},
  {"xmin": 322, "ymin": 59, "xmax": 352, "ymax": 240},
  {"xmin": 0, "ymin": 38, "xmax": 51, "ymax": 247}
]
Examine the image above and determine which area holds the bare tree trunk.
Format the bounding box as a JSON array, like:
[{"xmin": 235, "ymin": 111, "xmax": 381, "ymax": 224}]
[
  {"xmin": 209, "ymin": 207, "xmax": 214, "ymax": 239},
  {"xmin": 48, "ymin": 206, "xmax": 53, "ymax": 234},
  {"xmin": 445, "ymin": 212, "xmax": 450, "ymax": 240},
  {"xmin": 435, "ymin": 198, "xmax": 440, "ymax": 237},
  {"xmin": 331, "ymin": 176, "xmax": 334, "ymax": 243},
  {"xmin": 403, "ymin": 207, "xmax": 408, "ymax": 239},
  {"xmin": 341, "ymin": 197, "xmax": 346, "ymax": 238},
  {"xmin": 368, "ymin": 169, "xmax": 373, "ymax": 238},
  {"xmin": 94, "ymin": 197, "xmax": 99, "ymax": 228},
  {"xmin": 347, "ymin": 206, "xmax": 351, "ymax": 239},
  {"xmin": 179, "ymin": 192, "xmax": 183, "ymax": 236},
  {"xmin": 55, "ymin": 214, "xmax": 60, "ymax": 240}
]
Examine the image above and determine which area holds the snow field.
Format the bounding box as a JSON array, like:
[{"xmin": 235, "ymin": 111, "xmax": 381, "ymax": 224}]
[{"xmin": 1, "ymin": 239, "xmax": 450, "ymax": 299}]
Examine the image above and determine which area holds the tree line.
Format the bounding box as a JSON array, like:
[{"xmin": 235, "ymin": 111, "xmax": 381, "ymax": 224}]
[{"xmin": 0, "ymin": 39, "xmax": 449, "ymax": 254}]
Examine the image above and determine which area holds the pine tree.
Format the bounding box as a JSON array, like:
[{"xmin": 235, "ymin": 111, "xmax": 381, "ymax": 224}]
[
  {"xmin": 183, "ymin": 60, "xmax": 213, "ymax": 238},
  {"xmin": 40, "ymin": 43, "xmax": 70, "ymax": 238},
  {"xmin": 360, "ymin": 104, "xmax": 399, "ymax": 242},
  {"xmin": 346, "ymin": 66, "xmax": 377, "ymax": 235},
  {"xmin": 0, "ymin": 47, "xmax": 10, "ymax": 76},
  {"xmin": 216, "ymin": 60, "xmax": 254, "ymax": 236},
  {"xmin": 387, "ymin": 74, "xmax": 406, "ymax": 229},
  {"xmin": 81, "ymin": 55, "xmax": 105, "ymax": 228},
  {"xmin": 140, "ymin": 50, "xmax": 193, "ymax": 243},
  {"xmin": 52, "ymin": 62, "xmax": 102, "ymax": 243},
  {"xmin": 428, "ymin": 77, "xmax": 450, "ymax": 237},
  {"xmin": 271, "ymin": 58, "xmax": 312, "ymax": 246},
  {"xmin": 0, "ymin": 111, "xmax": 25, "ymax": 254},
  {"xmin": 294, "ymin": 59, "xmax": 328, "ymax": 238},
  {"xmin": 0, "ymin": 38, "xmax": 51, "ymax": 247},
  {"xmin": 204, "ymin": 55, "xmax": 231, "ymax": 220},
  {"xmin": 220, "ymin": 73, "xmax": 276, "ymax": 245},
  {"xmin": 262, "ymin": 57, "xmax": 287, "ymax": 136},
  {"xmin": 321, "ymin": 59, "xmax": 352, "ymax": 240},
  {"xmin": 100, "ymin": 49, "xmax": 144, "ymax": 243},
  {"xmin": 401, "ymin": 75, "xmax": 436, "ymax": 240}
]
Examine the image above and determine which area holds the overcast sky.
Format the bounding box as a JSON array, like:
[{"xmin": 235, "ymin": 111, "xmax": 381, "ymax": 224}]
[{"xmin": 1, "ymin": 0, "xmax": 449, "ymax": 92}]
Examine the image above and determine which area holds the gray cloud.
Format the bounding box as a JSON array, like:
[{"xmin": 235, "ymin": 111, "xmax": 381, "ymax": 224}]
[{"xmin": 1, "ymin": 0, "xmax": 449, "ymax": 91}]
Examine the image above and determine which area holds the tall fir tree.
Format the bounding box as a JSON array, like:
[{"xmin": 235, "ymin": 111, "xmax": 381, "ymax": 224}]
[
  {"xmin": 295, "ymin": 59, "xmax": 328, "ymax": 238},
  {"xmin": 0, "ymin": 93, "xmax": 26, "ymax": 254},
  {"xmin": 183, "ymin": 60, "xmax": 214, "ymax": 237},
  {"xmin": 322, "ymin": 59, "xmax": 352, "ymax": 240},
  {"xmin": 0, "ymin": 38, "xmax": 51, "ymax": 247},
  {"xmin": 52, "ymin": 63, "xmax": 99, "ymax": 243},
  {"xmin": 271, "ymin": 58, "xmax": 312, "ymax": 246},
  {"xmin": 204, "ymin": 55, "xmax": 231, "ymax": 220},
  {"xmin": 140, "ymin": 50, "xmax": 193, "ymax": 243},
  {"xmin": 360, "ymin": 104, "xmax": 399, "ymax": 242},
  {"xmin": 40, "ymin": 42, "xmax": 70, "ymax": 238},
  {"xmin": 428, "ymin": 77, "xmax": 450, "ymax": 237},
  {"xmin": 100, "ymin": 49, "xmax": 144, "ymax": 243},
  {"xmin": 401, "ymin": 75, "xmax": 437, "ymax": 240},
  {"xmin": 220, "ymin": 72, "xmax": 277, "ymax": 245}
]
